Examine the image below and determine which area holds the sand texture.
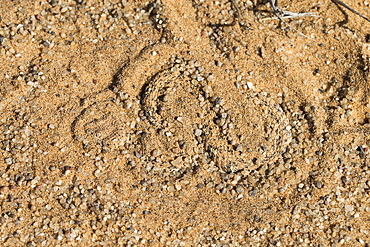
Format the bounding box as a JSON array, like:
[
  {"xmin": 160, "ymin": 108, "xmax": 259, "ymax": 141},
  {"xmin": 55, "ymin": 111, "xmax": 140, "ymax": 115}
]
[{"xmin": 1, "ymin": 0, "xmax": 370, "ymax": 246}]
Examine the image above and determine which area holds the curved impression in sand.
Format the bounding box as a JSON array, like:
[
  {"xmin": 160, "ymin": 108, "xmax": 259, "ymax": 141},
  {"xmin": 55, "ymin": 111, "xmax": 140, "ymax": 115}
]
[{"xmin": 71, "ymin": 0, "xmax": 292, "ymax": 172}]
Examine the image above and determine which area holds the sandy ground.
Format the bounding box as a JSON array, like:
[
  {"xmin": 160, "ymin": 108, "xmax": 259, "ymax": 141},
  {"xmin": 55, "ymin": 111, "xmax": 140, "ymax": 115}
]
[{"xmin": 1, "ymin": 0, "xmax": 370, "ymax": 246}]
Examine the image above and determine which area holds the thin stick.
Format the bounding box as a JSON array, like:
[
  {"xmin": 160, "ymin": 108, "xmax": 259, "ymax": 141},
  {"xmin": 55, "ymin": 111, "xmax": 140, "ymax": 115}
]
[
  {"xmin": 268, "ymin": 0, "xmax": 318, "ymax": 42},
  {"xmin": 230, "ymin": 0, "xmax": 253, "ymax": 30},
  {"xmin": 263, "ymin": 11, "xmax": 318, "ymax": 21},
  {"xmin": 332, "ymin": 0, "xmax": 370, "ymax": 23}
]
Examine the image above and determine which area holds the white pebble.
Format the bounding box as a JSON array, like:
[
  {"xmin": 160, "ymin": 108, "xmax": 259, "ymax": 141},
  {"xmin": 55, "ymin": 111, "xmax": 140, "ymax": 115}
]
[
  {"xmin": 194, "ymin": 129, "xmax": 202, "ymax": 136},
  {"xmin": 247, "ymin": 81, "xmax": 254, "ymax": 90}
]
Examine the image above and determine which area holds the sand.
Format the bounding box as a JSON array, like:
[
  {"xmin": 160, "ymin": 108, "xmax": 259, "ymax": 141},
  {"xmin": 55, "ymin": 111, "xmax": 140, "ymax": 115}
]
[{"xmin": 0, "ymin": 0, "xmax": 370, "ymax": 246}]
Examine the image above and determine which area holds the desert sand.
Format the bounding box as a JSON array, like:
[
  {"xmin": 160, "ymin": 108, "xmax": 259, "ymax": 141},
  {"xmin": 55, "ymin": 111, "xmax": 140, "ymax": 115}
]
[{"xmin": 1, "ymin": 0, "xmax": 370, "ymax": 246}]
